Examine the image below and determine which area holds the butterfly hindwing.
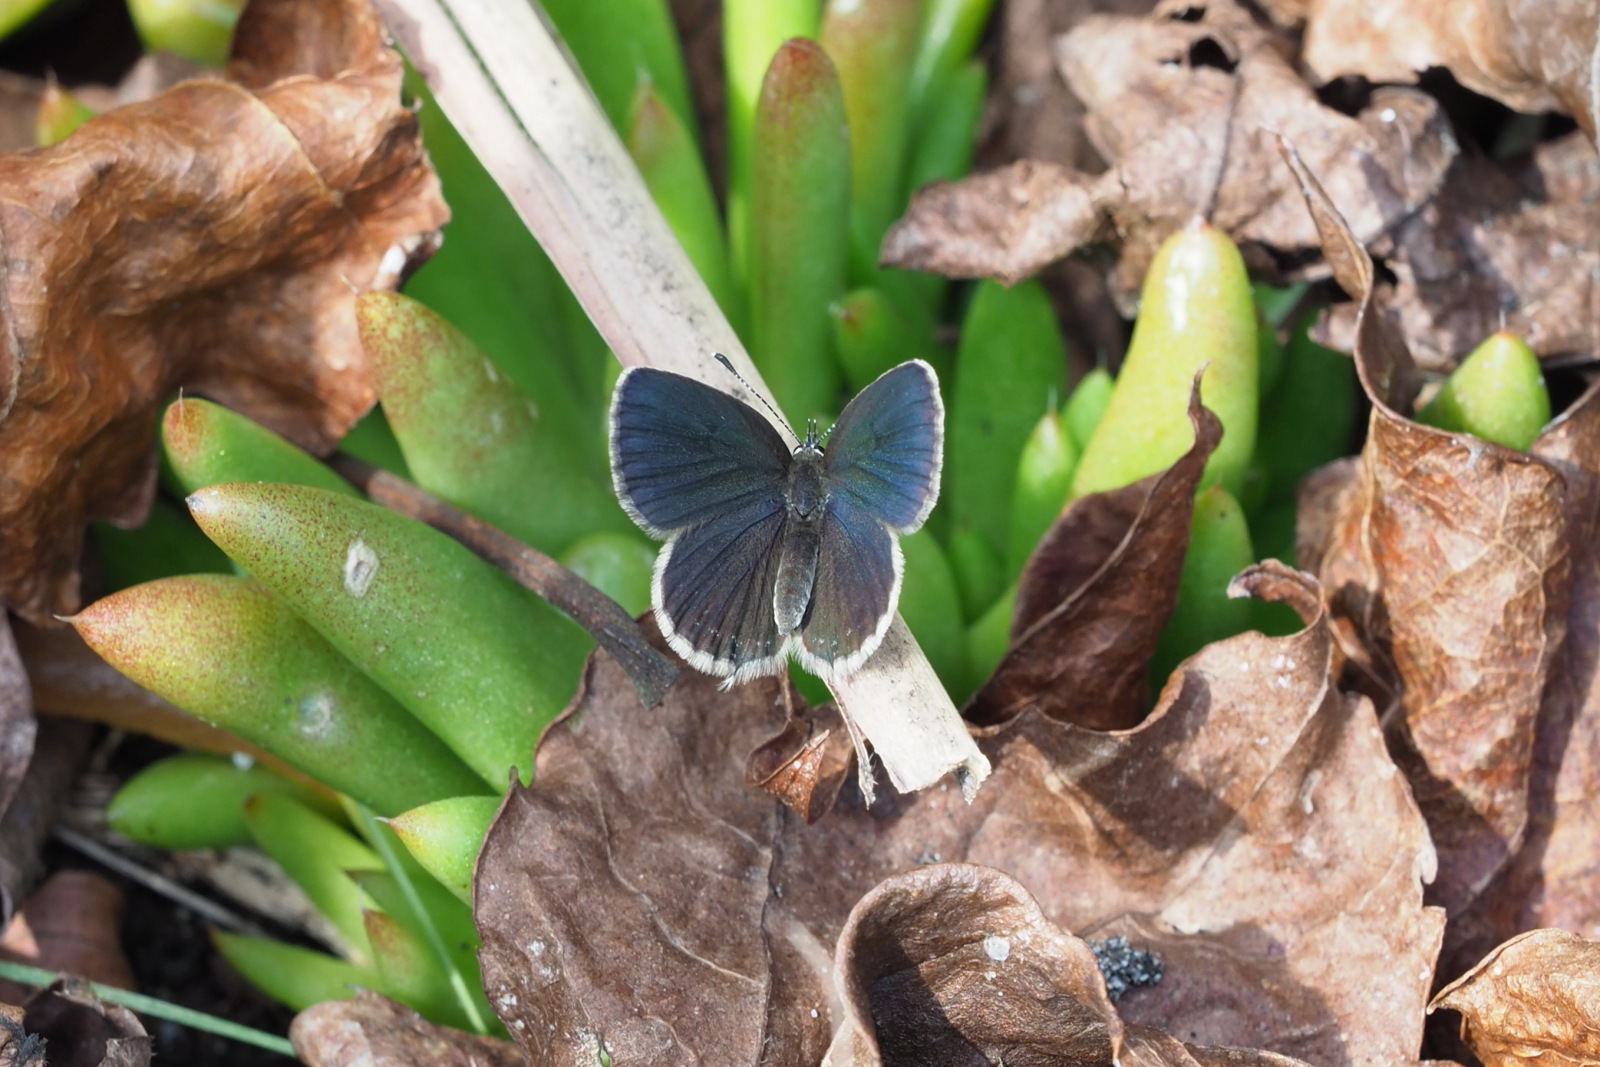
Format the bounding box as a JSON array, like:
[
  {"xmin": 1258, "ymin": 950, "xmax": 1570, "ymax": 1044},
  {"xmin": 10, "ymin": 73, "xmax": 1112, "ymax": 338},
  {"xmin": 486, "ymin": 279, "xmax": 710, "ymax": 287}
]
[
  {"xmin": 654, "ymin": 497, "xmax": 791, "ymax": 682},
  {"xmin": 610, "ymin": 367, "xmax": 792, "ymax": 537},
  {"xmin": 794, "ymin": 493, "xmax": 900, "ymax": 677},
  {"xmin": 823, "ymin": 360, "xmax": 942, "ymax": 533}
]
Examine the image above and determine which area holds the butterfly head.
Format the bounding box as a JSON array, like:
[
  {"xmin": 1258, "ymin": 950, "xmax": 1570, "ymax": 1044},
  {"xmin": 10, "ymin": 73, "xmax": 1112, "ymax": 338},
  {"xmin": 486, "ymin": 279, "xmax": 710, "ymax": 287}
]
[{"xmin": 798, "ymin": 418, "xmax": 823, "ymax": 456}]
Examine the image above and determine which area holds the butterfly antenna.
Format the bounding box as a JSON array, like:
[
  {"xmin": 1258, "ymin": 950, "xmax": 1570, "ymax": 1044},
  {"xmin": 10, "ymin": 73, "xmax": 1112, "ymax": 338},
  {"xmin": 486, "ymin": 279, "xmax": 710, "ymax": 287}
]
[{"xmin": 713, "ymin": 352, "xmax": 800, "ymax": 445}]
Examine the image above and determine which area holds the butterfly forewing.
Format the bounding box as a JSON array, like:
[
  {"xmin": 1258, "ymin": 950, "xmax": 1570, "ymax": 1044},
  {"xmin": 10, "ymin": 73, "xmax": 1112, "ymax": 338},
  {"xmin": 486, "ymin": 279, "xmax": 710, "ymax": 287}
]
[
  {"xmin": 794, "ymin": 494, "xmax": 900, "ymax": 676},
  {"xmin": 610, "ymin": 368, "xmax": 792, "ymax": 536},
  {"xmin": 654, "ymin": 497, "xmax": 790, "ymax": 680},
  {"xmin": 823, "ymin": 360, "xmax": 943, "ymax": 533}
]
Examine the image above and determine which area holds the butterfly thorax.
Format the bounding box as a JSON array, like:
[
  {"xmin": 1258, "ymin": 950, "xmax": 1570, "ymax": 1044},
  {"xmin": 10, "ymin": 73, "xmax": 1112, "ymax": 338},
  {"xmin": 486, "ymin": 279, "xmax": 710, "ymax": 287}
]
[
  {"xmin": 786, "ymin": 439, "xmax": 828, "ymax": 519},
  {"xmin": 774, "ymin": 443, "xmax": 828, "ymax": 634}
]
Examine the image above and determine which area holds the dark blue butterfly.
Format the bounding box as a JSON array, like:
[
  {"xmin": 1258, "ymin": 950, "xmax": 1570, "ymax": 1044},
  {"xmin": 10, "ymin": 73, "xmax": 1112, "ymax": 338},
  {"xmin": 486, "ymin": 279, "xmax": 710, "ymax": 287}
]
[{"xmin": 609, "ymin": 360, "xmax": 943, "ymax": 685}]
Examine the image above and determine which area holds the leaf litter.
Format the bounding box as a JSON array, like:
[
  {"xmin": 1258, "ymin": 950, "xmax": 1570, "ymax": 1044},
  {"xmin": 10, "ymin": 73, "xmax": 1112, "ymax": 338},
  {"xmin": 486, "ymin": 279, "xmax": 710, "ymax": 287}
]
[
  {"xmin": 884, "ymin": 0, "xmax": 1598, "ymax": 369},
  {"xmin": 12, "ymin": 0, "xmax": 1599, "ymax": 1061},
  {"xmin": 471, "ymin": 552, "xmax": 1441, "ymax": 1063},
  {"xmin": 0, "ymin": 0, "xmax": 447, "ymax": 626}
]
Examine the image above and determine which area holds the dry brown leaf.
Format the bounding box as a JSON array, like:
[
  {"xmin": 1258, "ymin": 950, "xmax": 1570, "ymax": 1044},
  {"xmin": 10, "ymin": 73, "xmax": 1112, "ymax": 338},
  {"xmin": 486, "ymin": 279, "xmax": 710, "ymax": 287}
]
[
  {"xmin": 0, "ymin": 619, "xmax": 35, "ymax": 833},
  {"xmin": 476, "ymin": 563, "xmax": 1441, "ymax": 1065},
  {"xmin": 0, "ymin": 1004, "xmax": 45, "ymax": 1067},
  {"xmin": 17, "ymin": 978, "xmax": 149, "ymax": 1067},
  {"xmin": 968, "ymin": 383, "xmax": 1218, "ymax": 729},
  {"xmin": 1285, "ymin": 141, "xmax": 1573, "ymax": 916},
  {"xmin": 291, "ymin": 991, "xmax": 524, "ymax": 1067},
  {"xmin": 0, "ymin": 0, "xmax": 448, "ymax": 625},
  {"xmin": 1443, "ymin": 380, "xmax": 1600, "ymax": 973},
  {"xmin": 1300, "ymin": 0, "xmax": 1600, "ymax": 142},
  {"xmin": 884, "ymin": 0, "xmax": 1455, "ymax": 306},
  {"xmin": 0, "ymin": 719, "xmax": 94, "ymax": 933},
  {"xmin": 474, "ymin": 636, "xmax": 829, "ymax": 1065},
  {"xmin": 1431, "ymin": 928, "xmax": 1600, "ymax": 1067},
  {"xmin": 0, "ymin": 871, "xmax": 134, "ymax": 1005},
  {"xmin": 984, "ymin": 0, "xmax": 1159, "ymax": 175},
  {"xmin": 1317, "ymin": 132, "xmax": 1600, "ymax": 370},
  {"xmin": 880, "ymin": 160, "xmax": 1114, "ymax": 286},
  {"xmin": 0, "ymin": 72, "xmax": 46, "ymax": 155},
  {"xmin": 747, "ymin": 702, "xmax": 854, "ymax": 825}
]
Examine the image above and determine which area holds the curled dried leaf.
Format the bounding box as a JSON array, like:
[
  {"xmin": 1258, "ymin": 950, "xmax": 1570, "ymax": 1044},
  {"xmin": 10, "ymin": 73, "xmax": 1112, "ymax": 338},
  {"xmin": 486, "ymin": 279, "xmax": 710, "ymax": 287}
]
[
  {"xmin": 747, "ymin": 703, "xmax": 854, "ymax": 824},
  {"xmin": 1432, "ymin": 928, "xmax": 1600, "ymax": 1067},
  {"xmin": 474, "ymin": 631, "xmax": 829, "ymax": 1065},
  {"xmin": 1285, "ymin": 139, "xmax": 1572, "ymax": 914},
  {"xmin": 968, "ymin": 383, "xmax": 1220, "ymax": 729},
  {"xmin": 474, "ymin": 551, "xmax": 1439, "ymax": 1063},
  {"xmin": 825, "ymin": 863, "xmax": 1124, "ymax": 1066},
  {"xmin": 0, "ymin": 871, "xmax": 134, "ymax": 999},
  {"xmin": 0, "ymin": 0, "xmax": 448, "ymax": 624},
  {"xmin": 782, "ymin": 564, "xmax": 1441, "ymax": 1065},
  {"xmin": 880, "ymin": 162, "xmax": 1114, "ymax": 285},
  {"xmin": 0, "ymin": 618, "xmax": 35, "ymax": 830},
  {"xmin": 1449, "ymin": 381, "xmax": 1600, "ymax": 972}
]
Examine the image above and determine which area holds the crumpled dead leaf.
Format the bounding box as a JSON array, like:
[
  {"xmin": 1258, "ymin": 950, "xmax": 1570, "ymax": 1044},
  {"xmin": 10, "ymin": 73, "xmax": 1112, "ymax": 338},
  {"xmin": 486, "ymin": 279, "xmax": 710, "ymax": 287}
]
[
  {"xmin": 890, "ymin": 1, "xmax": 1597, "ymax": 370},
  {"xmin": 984, "ymin": 0, "xmax": 1153, "ymax": 176},
  {"xmin": 0, "ymin": 719, "xmax": 94, "ymax": 934},
  {"xmin": 16, "ymin": 978, "xmax": 149, "ymax": 1067},
  {"xmin": 1317, "ymin": 131, "xmax": 1600, "ymax": 371},
  {"xmin": 0, "ymin": 0, "xmax": 448, "ymax": 625},
  {"xmin": 1285, "ymin": 140, "xmax": 1573, "ymax": 916},
  {"xmin": 0, "ymin": 1004, "xmax": 46, "ymax": 1067},
  {"xmin": 1297, "ymin": 0, "xmax": 1600, "ymax": 142},
  {"xmin": 968, "ymin": 383, "xmax": 1218, "ymax": 730},
  {"xmin": 476, "ymin": 562, "xmax": 1441, "ymax": 1065},
  {"xmin": 291, "ymin": 990, "xmax": 524, "ymax": 1067},
  {"xmin": 883, "ymin": 0, "xmax": 1455, "ymax": 308},
  {"xmin": 1431, "ymin": 928, "xmax": 1600, "ymax": 1067}
]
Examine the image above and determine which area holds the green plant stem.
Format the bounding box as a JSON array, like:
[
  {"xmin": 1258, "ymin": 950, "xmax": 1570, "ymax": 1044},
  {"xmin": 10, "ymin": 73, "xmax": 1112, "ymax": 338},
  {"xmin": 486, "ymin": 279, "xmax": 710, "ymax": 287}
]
[
  {"xmin": 0, "ymin": 960, "xmax": 295, "ymax": 1056},
  {"xmin": 351, "ymin": 802, "xmax": 491, "ymax": 1034}
]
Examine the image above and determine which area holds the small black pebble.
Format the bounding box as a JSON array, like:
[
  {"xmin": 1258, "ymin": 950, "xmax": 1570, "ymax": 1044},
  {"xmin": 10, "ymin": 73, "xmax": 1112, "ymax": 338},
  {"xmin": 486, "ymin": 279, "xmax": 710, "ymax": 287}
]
[{"xmin": 1088, "ymin": 935, "xmax": 1165, "ymax": 1001}]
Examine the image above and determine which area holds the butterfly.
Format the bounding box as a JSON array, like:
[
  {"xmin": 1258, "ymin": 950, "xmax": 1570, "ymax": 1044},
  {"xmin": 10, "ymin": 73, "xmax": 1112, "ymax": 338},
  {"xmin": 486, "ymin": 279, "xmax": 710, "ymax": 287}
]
[{"xmin": 609, "ymin": 358, "xmax": 943, "ymax": 685}]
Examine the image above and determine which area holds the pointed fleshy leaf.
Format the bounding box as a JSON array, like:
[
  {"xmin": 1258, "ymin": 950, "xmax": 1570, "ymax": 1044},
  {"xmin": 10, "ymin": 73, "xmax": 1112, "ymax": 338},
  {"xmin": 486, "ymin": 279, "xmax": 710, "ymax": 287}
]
[
  {"xmin": 187, "ymin": 482, "xmax": 592, "ymax": 787},
  {"xmin": 73, "ymin": 575, "xmax": 487, "ymax": 814}
]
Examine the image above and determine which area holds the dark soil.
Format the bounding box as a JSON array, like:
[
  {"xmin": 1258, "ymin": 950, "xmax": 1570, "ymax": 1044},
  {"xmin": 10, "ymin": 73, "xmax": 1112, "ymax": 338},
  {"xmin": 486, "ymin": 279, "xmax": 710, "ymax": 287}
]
[{"xmin": 94, "ymin": 848, "xmax": 297, "ymax": 1065}]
